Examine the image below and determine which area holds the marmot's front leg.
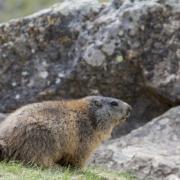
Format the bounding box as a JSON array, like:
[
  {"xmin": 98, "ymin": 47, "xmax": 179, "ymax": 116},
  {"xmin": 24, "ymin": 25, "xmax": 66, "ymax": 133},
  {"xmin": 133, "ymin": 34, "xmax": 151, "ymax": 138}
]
[
  {"xmin": 68, "ymin": 152, "xmax": 90, "ymax": 169},
  {"xmin": 36, "ymin": 156, "xmax": 57, "ymax": 168}
]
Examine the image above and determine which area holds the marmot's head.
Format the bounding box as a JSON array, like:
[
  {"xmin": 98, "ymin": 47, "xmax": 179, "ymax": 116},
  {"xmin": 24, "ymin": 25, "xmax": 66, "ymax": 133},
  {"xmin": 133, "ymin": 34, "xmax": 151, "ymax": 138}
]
[{"xmin": 84, "ymin": 96, "xmax": 132, "ymax": 131}]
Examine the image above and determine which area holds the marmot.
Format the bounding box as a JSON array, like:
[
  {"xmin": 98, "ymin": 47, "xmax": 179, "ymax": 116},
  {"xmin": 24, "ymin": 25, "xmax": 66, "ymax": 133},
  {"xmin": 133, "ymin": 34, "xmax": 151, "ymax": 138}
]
[{"xmin": 0, "ymin": 96, "xmax": 131, "ymax": 168}]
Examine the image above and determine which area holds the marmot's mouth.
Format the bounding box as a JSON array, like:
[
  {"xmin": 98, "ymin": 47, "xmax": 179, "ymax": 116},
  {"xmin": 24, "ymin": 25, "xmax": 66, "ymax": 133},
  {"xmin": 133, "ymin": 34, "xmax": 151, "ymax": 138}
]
[
  {"xmin": 120, "ymin": 112, "xmax": 131, "ymax": 123},
  {"xmin": 114, "ymin": 117, "xmax": 126, "ymax": 125},
  {"xmin": 122, "ymin": 117, "xmax": 127, "ymax": 122},
  {"xmin": 120, "ymin": 116, "xmax": 129, "ymax": 123},
  {"xmin": 126, "ymin": 112, "xmax": 131, "ymax": 118}
]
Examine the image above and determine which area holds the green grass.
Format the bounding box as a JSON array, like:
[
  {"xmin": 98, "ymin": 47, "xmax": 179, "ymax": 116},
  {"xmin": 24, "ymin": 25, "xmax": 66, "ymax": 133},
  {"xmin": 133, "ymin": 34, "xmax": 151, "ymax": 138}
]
[
  {"xmin": 0, "ymin": 0, "xmax": 109, "ymax": 22},
  {"xmin": 0, "ymin": 0, "xmax": 60, "ymax": 22},
  {"xmin": 0, "ymin": 161, "xmax": 135, "ymax": 180}
]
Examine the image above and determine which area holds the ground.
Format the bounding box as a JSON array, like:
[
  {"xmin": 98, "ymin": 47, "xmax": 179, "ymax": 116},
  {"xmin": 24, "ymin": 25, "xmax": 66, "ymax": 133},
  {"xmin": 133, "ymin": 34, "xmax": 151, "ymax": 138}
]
[{"xmin": 0, "ymin": 161, "xmax": 135, "ymax": 180}]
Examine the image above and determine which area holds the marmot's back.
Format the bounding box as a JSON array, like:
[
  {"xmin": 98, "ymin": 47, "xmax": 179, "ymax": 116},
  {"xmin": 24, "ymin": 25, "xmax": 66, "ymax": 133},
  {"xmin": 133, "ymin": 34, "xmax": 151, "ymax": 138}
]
[{"xmin": 0, "ymin": 96, "xmax": 131, "ymax": 168}]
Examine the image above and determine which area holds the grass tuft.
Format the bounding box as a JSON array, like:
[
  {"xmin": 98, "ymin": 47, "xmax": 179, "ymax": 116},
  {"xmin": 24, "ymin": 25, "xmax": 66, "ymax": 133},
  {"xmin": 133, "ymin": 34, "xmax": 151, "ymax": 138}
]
[{"xmin": 0, "ymin": 161, "xmax": 136, "ymax": 180}]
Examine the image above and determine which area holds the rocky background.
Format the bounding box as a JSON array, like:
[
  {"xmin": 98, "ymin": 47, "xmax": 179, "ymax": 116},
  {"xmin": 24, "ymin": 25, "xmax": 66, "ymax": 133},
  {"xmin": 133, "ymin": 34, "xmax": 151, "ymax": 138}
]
[{"xmin": 0, "ymin": 0, "xmax": 180, "ymax": 179}]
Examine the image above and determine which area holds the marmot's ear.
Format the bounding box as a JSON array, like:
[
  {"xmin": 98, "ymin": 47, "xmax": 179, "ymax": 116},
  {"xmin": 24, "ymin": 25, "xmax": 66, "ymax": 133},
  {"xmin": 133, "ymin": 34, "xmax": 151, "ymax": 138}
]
[{"xmin": 93, "ymin": 100, "xmax": 102, "ymax": 108}]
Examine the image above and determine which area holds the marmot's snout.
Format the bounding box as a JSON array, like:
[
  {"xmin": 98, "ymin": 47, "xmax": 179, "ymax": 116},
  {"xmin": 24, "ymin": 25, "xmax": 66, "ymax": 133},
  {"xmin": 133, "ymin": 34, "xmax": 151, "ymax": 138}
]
[
  {"xmin": 118, "ymin": 101, "xmax": 131, "ymax": 118},
  {"xmin": 125, "ymin": 105, "xmax": 132, "ymax": 118}
]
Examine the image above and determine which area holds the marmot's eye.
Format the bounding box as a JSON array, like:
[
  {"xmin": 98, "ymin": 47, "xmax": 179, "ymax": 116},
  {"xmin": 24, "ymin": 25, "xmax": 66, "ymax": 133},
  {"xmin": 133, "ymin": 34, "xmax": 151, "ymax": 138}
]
[
  {"xmin": 94, "ymin": 100, "xmax": 102, "ymax": 108},
  {"xmin": 110, "ymin": 101, "xmax": 118, "ymax": 107}
]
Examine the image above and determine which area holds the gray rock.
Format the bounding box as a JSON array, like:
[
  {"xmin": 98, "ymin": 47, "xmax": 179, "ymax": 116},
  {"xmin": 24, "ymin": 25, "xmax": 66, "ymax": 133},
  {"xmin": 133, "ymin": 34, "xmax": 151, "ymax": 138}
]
[
  {"xmin": 90, "ymin": 106, "xmax": 180, "ymax": 179},
  {"xmin": 0, "ymin": 0, "xmax": 180, "ymax": 136},
  {"xmin": 0, "ymin": 113, "xmax": 7, "ymax": 123}
]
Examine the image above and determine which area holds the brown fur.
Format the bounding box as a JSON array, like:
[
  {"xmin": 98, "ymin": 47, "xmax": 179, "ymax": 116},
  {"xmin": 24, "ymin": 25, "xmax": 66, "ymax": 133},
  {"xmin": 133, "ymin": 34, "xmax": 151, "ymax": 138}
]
[{"xmin": 0, "ymin": 96, "xmax": 131, "ymax": 168}]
